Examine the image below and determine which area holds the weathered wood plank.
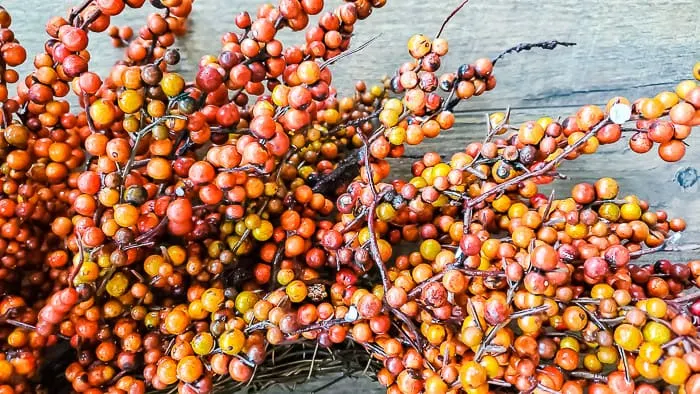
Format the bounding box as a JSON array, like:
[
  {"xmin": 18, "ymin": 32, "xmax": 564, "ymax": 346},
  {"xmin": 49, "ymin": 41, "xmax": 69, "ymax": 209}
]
[
  {"xmin": 4, "ymin": 0, "xmax": 699, "ymax": 393},
  {"xmin": 8, "ymin": 0, "xmax": 700, "ymax": 108}
]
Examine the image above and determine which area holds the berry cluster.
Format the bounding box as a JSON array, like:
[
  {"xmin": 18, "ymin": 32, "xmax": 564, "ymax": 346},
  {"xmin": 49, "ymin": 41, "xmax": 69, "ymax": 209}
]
[{"xmin": 0, "ymin": 1, "xmax": 698, "ymax": 394}]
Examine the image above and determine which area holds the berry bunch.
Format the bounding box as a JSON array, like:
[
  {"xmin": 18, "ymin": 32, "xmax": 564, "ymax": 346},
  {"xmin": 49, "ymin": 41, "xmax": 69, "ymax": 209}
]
[
  {"xmin": 0, "ymin": 0, "xmax": 698, "ymax": 394},
  {"xmin": 0, "ymin": 7, "xmax": 26, "ymax": 107}
]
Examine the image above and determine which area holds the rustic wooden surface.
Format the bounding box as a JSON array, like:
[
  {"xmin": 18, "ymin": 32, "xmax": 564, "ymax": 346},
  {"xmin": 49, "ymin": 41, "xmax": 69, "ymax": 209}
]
[{"xmin": 4, "ymin": 0, "xmax": 700, "ymax": 392}]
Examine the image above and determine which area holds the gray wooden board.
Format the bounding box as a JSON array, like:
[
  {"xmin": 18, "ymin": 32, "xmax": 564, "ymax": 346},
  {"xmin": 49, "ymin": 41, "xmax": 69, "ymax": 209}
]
[{"xmin": 4, "ymin": 0, "xmax": 700, "ymax": 392}]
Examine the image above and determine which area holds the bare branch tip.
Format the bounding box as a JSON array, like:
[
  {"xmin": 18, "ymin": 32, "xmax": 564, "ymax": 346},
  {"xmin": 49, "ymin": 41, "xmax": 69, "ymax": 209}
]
[
  {"xmin": 436, "ymin": 0, "xmax": 471, "ymax": 38},
  {"xmin": 492, "ymin": 40, "xmax": 578, "ymax": 66}
]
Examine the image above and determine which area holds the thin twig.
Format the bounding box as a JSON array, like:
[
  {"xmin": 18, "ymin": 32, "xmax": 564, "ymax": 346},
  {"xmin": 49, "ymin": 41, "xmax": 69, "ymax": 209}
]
[
  {"xmin": 79, "ymin": 8, "xmax": 102, "ymax": 30},
  {"xmin": 537, "ymin": 384, "xmax": 561, "ymax": 394},
  {"xmin": 3, "ymin": 319, "xmax": 70, "ymax": 340},
  {"xmin": 618, "ymin": 345, "xmax": 631, "ymax": 383},
  {"xmin": 464, "ymin": 108, "xmax": 510, "ymax": 172},
  {"xmin": 465, "ymin": 117, "xmax": 612, "ymax": 207},
  {"xmin": 491, "ymin": 40, "xmax": 577, "ymax": 65},
  {"xmin": 289, "ymin": 318, "xmax": 354, "ymax": 335},
  {"xmin": 366, "ymin": 192, "xmax": 391, "ymax": 292},
  {"xmin": 69, "ymin": 0, "xmax": 93, "ymax": 25},
  {"xmin": 436, "ymin": 0, "xmax": 471, "ymax": 38},
  {"xmin": 569, "ymin": 371, "xmax": 607, "ymax": 382},
  {"xmin": 671, "ymin": 291, "xmax": 700, "ymax": 304},
  {"xmin": 408, "ymin": 267, "xmax": 505, "ymax": 299},
  {"xmin": 475, "ymin": 321, "xmax": 507, "ymax": 361},
  {"xmin": 388, "ymin": 306, "xmax": 425, "ymax": 351},
  {"xmin": 306, "ymin": 341, "xmax": 319, "ymax": 381},
  {"xmin": 67, "ymin": 233, "xmax": 85, "ymax": 287},
  {"xmin": 122, "ymin": 115, "xmax": 185, "ymax": 178},
  {"xmin": 320, "ymin": 34, "xmax": 382, "ymax": 69},
  {"xmin": 542, "ymin": 189, "xmax": 556, "ymax": 221}
]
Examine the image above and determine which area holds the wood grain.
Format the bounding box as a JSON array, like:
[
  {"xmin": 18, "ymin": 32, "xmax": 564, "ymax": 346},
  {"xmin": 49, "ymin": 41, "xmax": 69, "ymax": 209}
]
[{"xmin": 4, "ymin": 0, "xmax": 700, "ymax": 392}]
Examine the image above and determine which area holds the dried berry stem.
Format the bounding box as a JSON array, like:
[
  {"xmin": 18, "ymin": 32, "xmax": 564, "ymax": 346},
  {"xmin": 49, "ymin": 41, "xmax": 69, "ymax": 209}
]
[
  {"xmin": 491, "ymin": 40, "xmax": 577, "ymax": 65},
  {"xmin": 436, "ymin": 0, "xmax": 471, "ymax": 38},
  {"xmin": 465, "ymin": 117, "xmax": 612, "ymax": 207},
  {"xmin": 408, "ymin": 267, "xmax": 506, "ymax": 299},
  {"xmin": 367, "ymin": 192, "xmax": 392, "ymax": 292}
]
